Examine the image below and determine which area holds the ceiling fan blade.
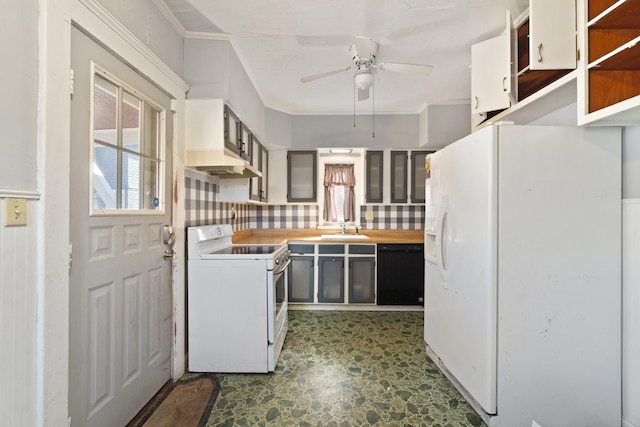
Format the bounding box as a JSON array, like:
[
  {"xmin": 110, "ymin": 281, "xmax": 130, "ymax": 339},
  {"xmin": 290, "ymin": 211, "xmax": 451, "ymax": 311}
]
[
  {"xmin": 300, "ymin": 66, "xmax": 351, "ymax": 83},
  {"xmin": 378, "ymin": 62, "xmax": 433, "ymax": 75},
  {"xmin": 353, "ymin": 36, "xmax": 378, "ymax": 59},
  {"xmin": 358, "ymin": 88, "xmax": 370, "ymax": 101}
]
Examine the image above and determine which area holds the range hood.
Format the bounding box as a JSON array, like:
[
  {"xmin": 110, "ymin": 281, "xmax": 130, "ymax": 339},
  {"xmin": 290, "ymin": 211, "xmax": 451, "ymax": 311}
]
[{"xmin": 186, "ymin": 149, "xmax": 261, "ymax": 178}]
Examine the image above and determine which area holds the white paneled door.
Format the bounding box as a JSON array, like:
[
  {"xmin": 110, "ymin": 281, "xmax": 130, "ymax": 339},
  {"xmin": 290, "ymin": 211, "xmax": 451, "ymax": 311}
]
[{"xmin": 69, "ymin": 27, "xmax": 173, "ymax": 427}]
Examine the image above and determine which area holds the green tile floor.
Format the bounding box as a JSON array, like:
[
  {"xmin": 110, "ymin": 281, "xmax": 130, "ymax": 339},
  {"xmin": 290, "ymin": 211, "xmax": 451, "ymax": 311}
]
[{"xmin": 203, "ymin": 311, "xmax": 486, "ymax": 427}]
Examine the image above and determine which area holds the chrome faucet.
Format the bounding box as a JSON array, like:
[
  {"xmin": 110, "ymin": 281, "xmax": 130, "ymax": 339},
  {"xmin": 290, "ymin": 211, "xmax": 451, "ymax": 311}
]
[{"xmin": 341, "ymin": 223, "xmax": 347, "ymax": 234}]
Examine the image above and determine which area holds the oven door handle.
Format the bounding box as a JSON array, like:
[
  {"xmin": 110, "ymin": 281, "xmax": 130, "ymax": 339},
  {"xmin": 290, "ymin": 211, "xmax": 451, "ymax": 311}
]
[{"xmin": 272, "ymin": 258, "xmax": 291, "ymax": 275}]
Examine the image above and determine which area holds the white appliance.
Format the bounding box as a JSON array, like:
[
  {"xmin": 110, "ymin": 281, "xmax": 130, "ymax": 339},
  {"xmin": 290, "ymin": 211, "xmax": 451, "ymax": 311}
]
[
  {"xmin": 187, "ymin": 224, "xmax": 289, "ymax": 373},
  {"xmin": 424, "ymin": 124, "xmax": 622, "ymax": 426}
]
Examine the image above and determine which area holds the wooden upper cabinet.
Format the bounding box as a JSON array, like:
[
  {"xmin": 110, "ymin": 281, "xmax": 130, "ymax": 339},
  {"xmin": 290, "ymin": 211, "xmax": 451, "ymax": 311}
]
[{"xmin": 583, "ymin": 0, "xmax": 640, "ymax": 117}]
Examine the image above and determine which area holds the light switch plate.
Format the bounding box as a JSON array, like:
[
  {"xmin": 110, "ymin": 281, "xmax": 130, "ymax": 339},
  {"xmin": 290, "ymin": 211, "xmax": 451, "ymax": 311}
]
[
  {"xmin": 5, "ymin": 198, "xmax": 27, "ymax": 226},
  {"xmin": 365, "ymin": 211, "xmax": 374, "ymax": 220}
]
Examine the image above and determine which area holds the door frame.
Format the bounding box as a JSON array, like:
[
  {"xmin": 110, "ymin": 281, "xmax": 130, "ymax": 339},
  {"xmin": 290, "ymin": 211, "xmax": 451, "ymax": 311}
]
[{"xmin": 39, "ymin": 1, "xmax": 189, "ymax": 425}]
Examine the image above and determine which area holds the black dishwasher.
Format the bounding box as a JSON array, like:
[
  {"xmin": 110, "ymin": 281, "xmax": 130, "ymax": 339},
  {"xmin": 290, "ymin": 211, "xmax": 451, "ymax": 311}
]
[{"xmin": 377, "ymin": 244, "xmax": 424, "ymax": 305}]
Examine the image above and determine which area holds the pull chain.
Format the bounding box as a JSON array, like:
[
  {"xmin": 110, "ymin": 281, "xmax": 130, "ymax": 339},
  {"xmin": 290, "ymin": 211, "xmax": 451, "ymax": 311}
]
[
  {"xmin": 353, "ymin": 75, "xmax": 357, "ymax": 128},
  {"xmin": 371, "ymin": 82, "xmax": 375, "ymax": 138}
]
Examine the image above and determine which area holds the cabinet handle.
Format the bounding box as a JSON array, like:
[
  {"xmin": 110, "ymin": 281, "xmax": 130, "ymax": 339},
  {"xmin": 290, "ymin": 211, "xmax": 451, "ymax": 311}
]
[
  {"xmin": 537, "ymin": 43, "xmax": 543, "ymax": 62},
  {"xmin": 502, "ymin": 77, "xmax": 507, "ymax": 92},
  {"xmin": 474, "ymin": 96, "xmax": 479, "ymax": 110}
]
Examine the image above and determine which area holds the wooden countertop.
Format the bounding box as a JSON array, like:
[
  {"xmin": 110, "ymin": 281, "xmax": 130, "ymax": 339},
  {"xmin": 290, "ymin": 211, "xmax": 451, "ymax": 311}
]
[{"xmin": 232, "ymin": 228, "xmax": 424, "ymax": 245}]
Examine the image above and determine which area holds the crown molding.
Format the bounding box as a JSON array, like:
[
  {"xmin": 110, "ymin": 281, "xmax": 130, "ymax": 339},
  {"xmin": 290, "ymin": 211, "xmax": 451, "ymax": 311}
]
[
  {"xmin": 76, "ymin": 0, "xmax": 190, "ymax": 95},
  {"xmin": 152, "ymin": 0, "xmax": 187, "ymax": 38},
  {"xmin": 184, "ymin": 31, "xmax": 232, "ymax": 41}
]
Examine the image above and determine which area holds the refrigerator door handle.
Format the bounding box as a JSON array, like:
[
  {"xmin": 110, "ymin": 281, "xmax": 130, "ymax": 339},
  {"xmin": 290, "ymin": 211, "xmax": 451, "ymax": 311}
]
[{"xmin": 435, "ymin": 196, "xmax": 449, "ymax": 284}]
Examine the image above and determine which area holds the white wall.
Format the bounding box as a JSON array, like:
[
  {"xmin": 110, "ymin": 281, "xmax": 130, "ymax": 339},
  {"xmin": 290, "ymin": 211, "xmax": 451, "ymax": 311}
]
[
  {"xmin": 291, "ymin": 114, "xmax": 420, "ymax": 149},
  {"xmin": 424, "ymin": 104, "xmax": 471, "ymax": 149},
  {"xmin": 1, "ymin": 0, "xmax": 38, "ymax": 192},
  {"xmin": 97, "ymin": 0, "xmax": 184, "ymax": 74},
  {"xmin": 227, "ymin": 47, "xmax": 266, "ymax": 141},
  {"xmin": 0, "ymin": 2, "xmax": 40, "ymax": 426},
  {"xmin": 183, "ymin": 37, "xmax": 268, "ymax": 142},
  {"xmin": 184, "ymin": 38, "xmax": 230, "ymax": 99},
  {"xmin": 623, "ymin": 127, "xmax": 640, "ymax": 427},
  {"xmin": 265, "ymin": 107, "xmax": 293, "ymax": 149}
]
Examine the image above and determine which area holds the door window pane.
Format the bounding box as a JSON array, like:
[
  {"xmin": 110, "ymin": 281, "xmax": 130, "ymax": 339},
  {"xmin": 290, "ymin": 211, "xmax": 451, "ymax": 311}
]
[
  {"xmin": 143, "ymin": 159, "xmax": 159, "ymax": 210},
  {"xmin": 143, "ymin": 105, "xmax": 159, "ymax": 158},
  {"xmin": 93, "ymin": 144, "xmax": 117, "ymax": 209},
  {"xmin": 91, "ymin": 70, "xmax": 163, "ymax": 213},
  {"xmin": 122, "ymin": 152, "xmax": 140, "ymax": 209},
  {"xmin": 93, "ymin": 76, "xmax": 117, "ymax": 145},
  {"xmin": 122, "ymin": 91, "xmax": 141, "ymax": 152}
]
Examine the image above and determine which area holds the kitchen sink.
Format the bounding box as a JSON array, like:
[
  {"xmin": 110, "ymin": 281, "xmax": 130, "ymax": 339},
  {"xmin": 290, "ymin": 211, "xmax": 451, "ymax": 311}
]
[{"xmin": 320, "ymin": 234, "xmax": 370, "ymax": 240}]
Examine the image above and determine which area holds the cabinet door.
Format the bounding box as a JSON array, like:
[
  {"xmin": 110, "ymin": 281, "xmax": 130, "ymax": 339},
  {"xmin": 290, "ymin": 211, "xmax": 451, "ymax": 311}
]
[
  {"xmin": 377, "ymin": 244, "xmax": 425, "ymax": 305},
  {"xmin": 471, "ymin": 11, "xmax": 516, "ymax": 114},
  {"xmin": 349, "ymin": 257, "xmax": 375, "ymax": 304},
  {"xmin": 318, "ymin": 257, "xmax": 344, "ymax": 303},
  {"xmin": 410, "ymin": 151, "xmax": 433, "ymax": 203},
  {"xmin": 287, "ymin": 150, "xmax": 317, "ymax": 202},
  {"xmin": 260, "ymin": 144, "xmax": 268, "ymax": 201},
  {"xmin": 390, "ymin": 151, "xmax": 408, "ymax": 203},
  {"xmin": 250, "ymin": 136, "xmax": 261, "ymax": 201},
  {"xmin": 529, "ymin": 0, "xmax": 576, "ymax": 70},
  {"xmin": 288, "ymin": 256, "xmax": 314, "ymax": 302},
  {"xmin": 365, "ymin": 150, "xmax": 383, "ymax": 203},
  {"xmin": 223, "ymin": 105, "xmax": 240, "ymax": 156},
  {"xmin": 239, "ymin": 122, "xmax": 251, "ymax": 161}
]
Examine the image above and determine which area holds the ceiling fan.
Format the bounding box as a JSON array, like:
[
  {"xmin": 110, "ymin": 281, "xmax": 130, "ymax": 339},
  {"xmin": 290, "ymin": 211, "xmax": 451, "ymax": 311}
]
[{"xmin": 300, "ymin": 36, "xmax": 433, "ymax": 101}]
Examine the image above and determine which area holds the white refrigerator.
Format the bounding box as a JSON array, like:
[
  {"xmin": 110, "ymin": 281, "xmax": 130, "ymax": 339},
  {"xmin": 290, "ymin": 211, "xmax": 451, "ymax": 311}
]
[{"xmin": 424, "ymin": 124, "xmax": 621, "ymax": 426}]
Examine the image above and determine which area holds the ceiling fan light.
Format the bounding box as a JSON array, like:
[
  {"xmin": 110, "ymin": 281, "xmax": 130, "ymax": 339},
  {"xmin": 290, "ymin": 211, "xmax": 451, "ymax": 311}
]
[{"xmin": 354, "ymin": 71, "xmax": 374, "ymax": 90}]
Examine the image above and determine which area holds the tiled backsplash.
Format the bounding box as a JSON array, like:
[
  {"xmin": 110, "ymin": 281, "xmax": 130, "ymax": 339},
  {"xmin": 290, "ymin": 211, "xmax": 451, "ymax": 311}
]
[
  {"xmin": 184, "ymin": 168, "xmax": 424, "ymax": 230},
  {"xmin": 252, "ymin": 205, "xmax": 319, "ymax": 229},
  {"xmin": 360, "ymin": 205, "xmax": 425, "ymax": 230}
]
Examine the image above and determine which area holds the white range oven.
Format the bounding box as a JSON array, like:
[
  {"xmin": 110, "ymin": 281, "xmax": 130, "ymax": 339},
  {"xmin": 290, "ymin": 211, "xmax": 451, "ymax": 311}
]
[{"xmin": 187, "ymin": 224, "xmax": 289, "ymax": 373}]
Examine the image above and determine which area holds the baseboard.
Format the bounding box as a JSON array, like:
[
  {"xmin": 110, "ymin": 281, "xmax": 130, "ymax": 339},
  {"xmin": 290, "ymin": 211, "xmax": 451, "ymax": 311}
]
[{"xmin": 288, "ymin": 304, "xmax": 423, "ymax": 312}]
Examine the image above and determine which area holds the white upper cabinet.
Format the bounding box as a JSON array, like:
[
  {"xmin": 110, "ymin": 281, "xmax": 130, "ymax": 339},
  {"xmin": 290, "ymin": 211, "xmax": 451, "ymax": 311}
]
[
  {"xmin": 471, "ymin": 1, "xmax": 579, "ymax": 130},
  {"xmin": 529, "ymin": 0, "xmax": 576, "ymax": 70},
  {"xmin": 471, "ymin": 11, "xmax": 516, "ymax": 115}
]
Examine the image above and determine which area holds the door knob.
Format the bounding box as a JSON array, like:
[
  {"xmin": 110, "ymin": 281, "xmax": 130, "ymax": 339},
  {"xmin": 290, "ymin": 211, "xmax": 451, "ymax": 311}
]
[{"xmin": 162, "ymin": 225, "xmax": 175, "ymax": 245}]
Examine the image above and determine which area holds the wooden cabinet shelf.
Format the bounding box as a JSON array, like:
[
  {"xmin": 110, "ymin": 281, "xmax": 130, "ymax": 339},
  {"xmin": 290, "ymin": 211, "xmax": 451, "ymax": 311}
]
[
  {"xmin": 589, "ymin": 0, "xmax": 640, "ymax": 26},
  {"xmin": 589, "ymin": 69, "xmax": 640, "ymax": 112},
  {"xmin": 518, "ymin": 67, "xmax": 573, "ymax": 101},
  {"xmin": 588, "ymin": 0, "xmax": 616, "ymax": 20},
  {"xmin": 588, "ymin": 29, "xmax": 640, "ymax": 61},
  {"xmin": 585, "ymin": 0, "xmax": 640, "ymax": 113},
  {"xmin": 593, "ymin": 41, "xmax": 640, "ymax": 69}
]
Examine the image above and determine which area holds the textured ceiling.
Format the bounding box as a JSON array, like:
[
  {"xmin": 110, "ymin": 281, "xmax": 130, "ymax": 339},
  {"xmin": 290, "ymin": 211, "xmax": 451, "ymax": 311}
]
[{"xmin": 167, "ymin": 0, "xmax": 529, "ymax": 114}]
